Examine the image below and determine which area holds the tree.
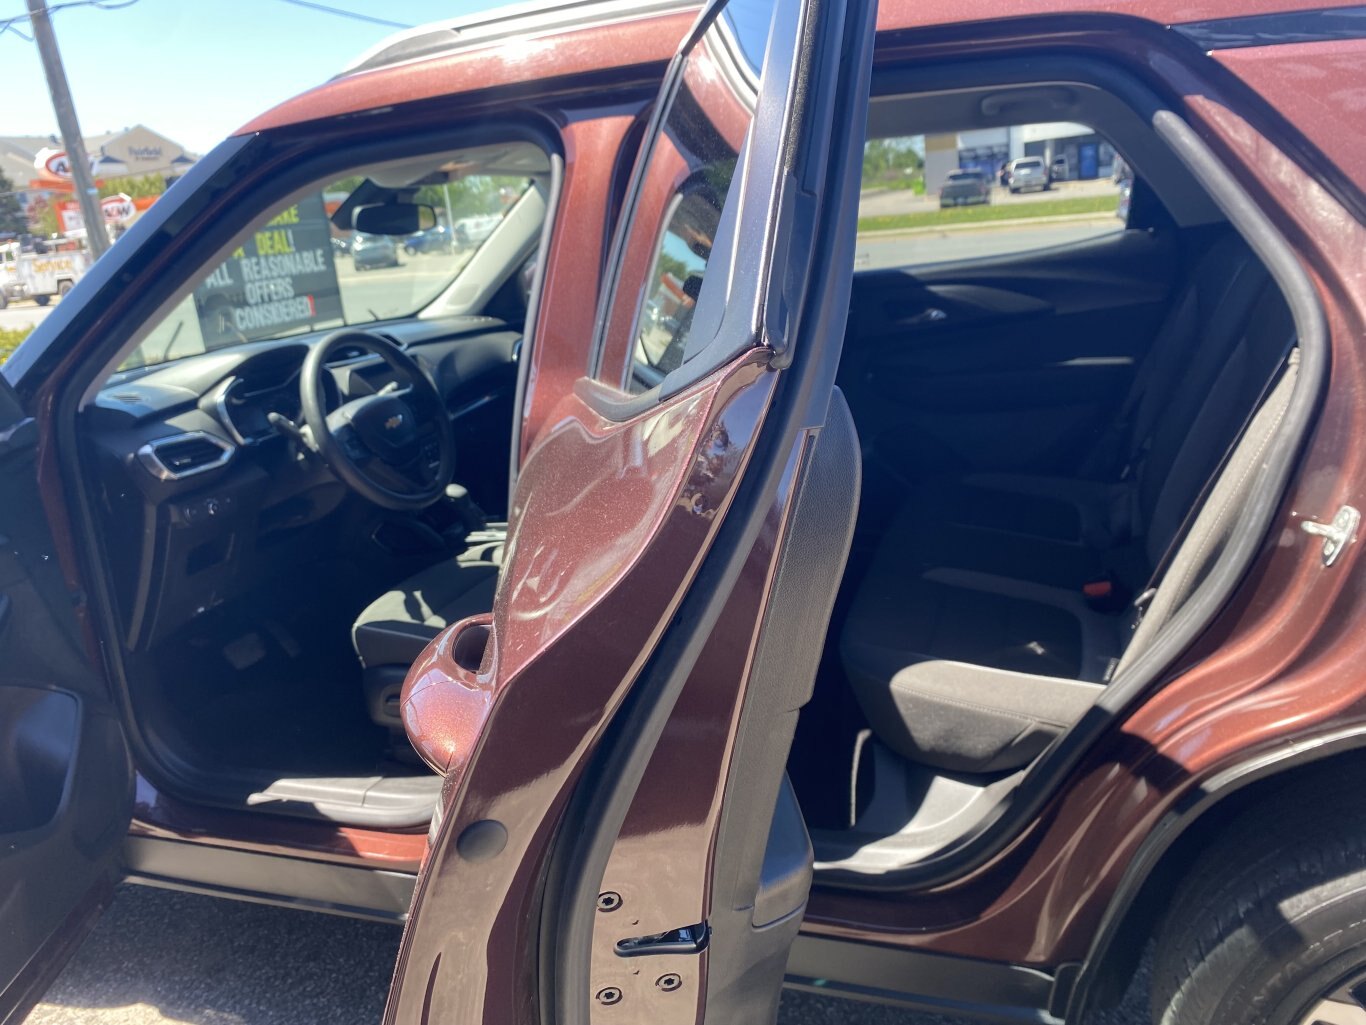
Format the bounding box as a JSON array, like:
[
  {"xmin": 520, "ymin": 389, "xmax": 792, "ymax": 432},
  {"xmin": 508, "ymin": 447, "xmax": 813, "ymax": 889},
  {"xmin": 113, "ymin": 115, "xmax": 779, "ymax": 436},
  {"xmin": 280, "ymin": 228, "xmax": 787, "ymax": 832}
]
[
  {"xmin": 26, "ymin": 195, "xmax": 60, "ymax": 238},
  {"xmin": 98, "ymin": 173, "xmax": 166, "ymax": 199},
  {"xmin": 0, "ymin": 172, "xmax": 27, "ymax": 236},
  {"xmin": 862, "ymin": 138, "xmax": 924, "ymax": 187}
]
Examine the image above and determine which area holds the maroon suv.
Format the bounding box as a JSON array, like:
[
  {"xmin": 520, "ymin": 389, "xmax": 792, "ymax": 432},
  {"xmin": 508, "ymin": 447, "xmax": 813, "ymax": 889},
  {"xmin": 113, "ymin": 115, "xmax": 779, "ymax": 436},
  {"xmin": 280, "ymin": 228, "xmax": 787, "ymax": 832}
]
[{"xmin": 2, "ymin": 0, "xmax": 1364, "ymax": 1023}]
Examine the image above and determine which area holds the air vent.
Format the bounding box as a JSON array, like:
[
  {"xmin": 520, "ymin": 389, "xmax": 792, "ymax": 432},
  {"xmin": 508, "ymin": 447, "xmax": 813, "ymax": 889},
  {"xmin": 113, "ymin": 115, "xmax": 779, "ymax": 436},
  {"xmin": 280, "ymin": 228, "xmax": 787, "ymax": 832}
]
[
  {"xmin": 136, "ymin": 432, "xmax": 234, "ymax": 481},
  {"xmin": 324, "ymin": 334, "xmax": 403, "ymax": 367}
]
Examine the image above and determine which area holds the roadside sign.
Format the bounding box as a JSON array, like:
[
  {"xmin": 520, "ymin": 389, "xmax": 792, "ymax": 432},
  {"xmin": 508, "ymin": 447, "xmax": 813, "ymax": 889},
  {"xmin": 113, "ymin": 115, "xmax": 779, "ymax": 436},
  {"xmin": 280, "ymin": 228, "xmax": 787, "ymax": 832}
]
[{"xmin": 101, "ymin": 194, "xmax": 135, "ymax": 224}]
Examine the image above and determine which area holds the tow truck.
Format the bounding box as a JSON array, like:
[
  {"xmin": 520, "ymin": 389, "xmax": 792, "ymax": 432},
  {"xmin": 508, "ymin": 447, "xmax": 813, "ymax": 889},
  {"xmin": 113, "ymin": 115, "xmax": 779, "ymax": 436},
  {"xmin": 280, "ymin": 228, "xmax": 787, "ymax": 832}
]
[{"xmin": 0, "ymin": 236, "xmax": 90, "ymax": 308}]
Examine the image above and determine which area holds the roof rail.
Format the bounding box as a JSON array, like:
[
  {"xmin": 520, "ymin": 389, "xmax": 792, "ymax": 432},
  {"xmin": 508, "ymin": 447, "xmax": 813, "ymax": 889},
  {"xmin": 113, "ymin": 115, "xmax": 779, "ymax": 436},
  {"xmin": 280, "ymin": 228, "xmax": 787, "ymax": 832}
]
[{"xmin": 341, "ymin": 0, "xmax": 699, "ymax": 77}]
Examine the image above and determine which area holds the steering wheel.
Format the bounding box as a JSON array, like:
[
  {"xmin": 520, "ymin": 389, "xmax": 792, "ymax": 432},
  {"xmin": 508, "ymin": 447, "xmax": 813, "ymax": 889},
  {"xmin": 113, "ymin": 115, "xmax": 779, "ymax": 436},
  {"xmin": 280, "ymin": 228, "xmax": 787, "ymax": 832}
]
[{"xmin": 300, "ymin": 330, "xmax": 455, "ymax": 511}]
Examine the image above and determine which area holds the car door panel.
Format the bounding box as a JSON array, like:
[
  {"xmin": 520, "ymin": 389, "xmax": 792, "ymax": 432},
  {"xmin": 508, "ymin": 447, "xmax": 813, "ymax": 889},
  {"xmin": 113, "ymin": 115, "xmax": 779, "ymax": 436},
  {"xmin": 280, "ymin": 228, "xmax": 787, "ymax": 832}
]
[
  {"xmin": 841, "ymin": 226, "xmax": 1179, "ymax": 476},
  {"xmin": 0, "ymin": 394, "xmax": 133, "ymax": 1025},
  {"xmin": 391, "ymin": 355, "xmax": 777, "ymax": 1024}
]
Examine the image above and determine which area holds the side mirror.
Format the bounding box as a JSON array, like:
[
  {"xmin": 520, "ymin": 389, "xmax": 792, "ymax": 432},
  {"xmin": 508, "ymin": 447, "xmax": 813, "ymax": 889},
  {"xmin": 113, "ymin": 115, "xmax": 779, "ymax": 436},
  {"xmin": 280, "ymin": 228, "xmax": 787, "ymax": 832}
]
[{"xmin": 353, "ymin": 202, "xmax": 437, "ymax": 237}]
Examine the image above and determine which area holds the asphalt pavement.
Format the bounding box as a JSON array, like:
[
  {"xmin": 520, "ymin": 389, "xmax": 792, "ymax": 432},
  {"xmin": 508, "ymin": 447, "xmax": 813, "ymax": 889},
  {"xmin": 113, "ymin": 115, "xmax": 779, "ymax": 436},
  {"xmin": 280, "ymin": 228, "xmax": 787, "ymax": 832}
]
[{"xmin": 25, "ymin": 885, "xmax": 1150, "ymax": 1025}]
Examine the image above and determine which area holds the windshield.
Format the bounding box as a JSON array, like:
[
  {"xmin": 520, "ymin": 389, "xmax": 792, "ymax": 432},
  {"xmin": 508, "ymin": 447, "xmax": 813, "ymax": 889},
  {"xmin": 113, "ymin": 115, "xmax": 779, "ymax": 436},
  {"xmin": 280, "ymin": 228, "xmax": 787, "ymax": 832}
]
[{"xmin": 117, "ymin": 141, "xmax": 547, "ymax": 372}]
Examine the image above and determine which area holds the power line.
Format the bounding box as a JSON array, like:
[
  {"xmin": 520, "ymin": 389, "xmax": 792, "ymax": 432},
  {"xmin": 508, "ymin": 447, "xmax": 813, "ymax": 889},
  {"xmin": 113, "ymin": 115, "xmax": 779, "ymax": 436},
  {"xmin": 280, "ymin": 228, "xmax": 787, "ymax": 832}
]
[
  {"xmin": 0, "ymin": 0, "xmax": 141, "ymax": 41},
  {"xmin": 269, "ymin": 0, "xmax": 412, "ymax": 29}
]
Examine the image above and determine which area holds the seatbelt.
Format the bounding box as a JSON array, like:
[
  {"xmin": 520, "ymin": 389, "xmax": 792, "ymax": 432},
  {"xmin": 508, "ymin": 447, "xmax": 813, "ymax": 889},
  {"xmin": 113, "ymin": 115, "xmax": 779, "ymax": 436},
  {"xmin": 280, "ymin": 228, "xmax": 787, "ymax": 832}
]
[{"xmin": 1130, "ymin": 342, "xmax": 1299, "ymax": 620}]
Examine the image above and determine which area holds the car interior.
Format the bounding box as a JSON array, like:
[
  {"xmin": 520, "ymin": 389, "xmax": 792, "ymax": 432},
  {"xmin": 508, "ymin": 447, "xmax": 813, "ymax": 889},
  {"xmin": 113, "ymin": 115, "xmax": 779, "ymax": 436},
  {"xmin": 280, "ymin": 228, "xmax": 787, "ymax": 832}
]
[
  {"xmin": 80, "ymin": 140, "xmax": 550, "ymax": 826},
  {"xmin": 71, "ymin": 55, "xmax": 1307, "ymax": 881},
  {"xmin": 784, "ymin": 62, "xmax": 1304, "ymax": 877}
]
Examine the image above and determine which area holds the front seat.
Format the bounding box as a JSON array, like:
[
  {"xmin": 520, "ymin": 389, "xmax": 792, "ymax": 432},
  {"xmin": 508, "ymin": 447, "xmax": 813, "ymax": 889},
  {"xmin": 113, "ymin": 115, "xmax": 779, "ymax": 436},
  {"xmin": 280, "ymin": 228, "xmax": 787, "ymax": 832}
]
[{"xmin": 351, "ymin": 538, "xmax": 502, "ymax": 730}]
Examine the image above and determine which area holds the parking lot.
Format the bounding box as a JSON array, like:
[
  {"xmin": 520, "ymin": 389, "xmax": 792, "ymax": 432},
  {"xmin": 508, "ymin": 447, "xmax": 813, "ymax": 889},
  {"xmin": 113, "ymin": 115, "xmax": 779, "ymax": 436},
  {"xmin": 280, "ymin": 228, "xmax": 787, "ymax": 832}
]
[{"xmin": 23, "ymin": 885, "xmax": 1150, "ymax": 1025}]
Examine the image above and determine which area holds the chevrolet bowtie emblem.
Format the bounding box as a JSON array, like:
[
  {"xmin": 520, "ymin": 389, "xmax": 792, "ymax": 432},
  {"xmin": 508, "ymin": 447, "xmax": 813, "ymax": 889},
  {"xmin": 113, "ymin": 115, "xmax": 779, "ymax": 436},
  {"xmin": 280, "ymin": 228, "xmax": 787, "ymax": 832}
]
[{"xmin": 385, "ymin": 414, "xmax": 404, "ymax": 430}]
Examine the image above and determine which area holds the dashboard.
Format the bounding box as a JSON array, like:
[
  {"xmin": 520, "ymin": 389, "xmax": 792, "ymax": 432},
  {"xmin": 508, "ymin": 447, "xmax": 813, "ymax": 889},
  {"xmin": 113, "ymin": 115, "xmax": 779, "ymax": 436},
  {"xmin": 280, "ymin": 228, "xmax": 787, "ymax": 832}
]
[{"xmin": 84, "ymin": 315, "xmax": 521, "ymax": 650}]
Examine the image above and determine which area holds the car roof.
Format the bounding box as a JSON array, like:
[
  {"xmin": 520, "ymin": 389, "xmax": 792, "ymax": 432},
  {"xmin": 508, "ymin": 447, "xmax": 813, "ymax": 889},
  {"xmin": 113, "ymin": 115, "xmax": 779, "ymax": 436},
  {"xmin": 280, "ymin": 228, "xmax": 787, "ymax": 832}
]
[
  {"xmin": 240, "ymin": 0, "xmax": 1362, "ymax": 137},
  {"xmin": 341, "ymin": 0, "xmax": 698, "ymax": 75}
]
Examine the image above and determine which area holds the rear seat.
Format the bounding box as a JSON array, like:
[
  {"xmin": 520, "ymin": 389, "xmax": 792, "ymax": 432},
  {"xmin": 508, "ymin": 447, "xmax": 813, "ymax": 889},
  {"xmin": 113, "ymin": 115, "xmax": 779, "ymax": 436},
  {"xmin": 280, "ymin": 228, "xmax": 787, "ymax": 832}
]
[{"xmin": 841, "ymin": 235, "xmax": 1297, "ymax": 775}]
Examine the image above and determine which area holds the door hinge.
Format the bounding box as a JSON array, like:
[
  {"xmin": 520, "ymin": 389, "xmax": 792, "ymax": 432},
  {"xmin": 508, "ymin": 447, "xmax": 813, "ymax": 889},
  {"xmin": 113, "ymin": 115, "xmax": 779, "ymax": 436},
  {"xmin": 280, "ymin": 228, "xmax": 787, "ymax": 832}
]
[{"xmin": 1301, "ymin": 505, "xmax": 1359, "ymax": 567}]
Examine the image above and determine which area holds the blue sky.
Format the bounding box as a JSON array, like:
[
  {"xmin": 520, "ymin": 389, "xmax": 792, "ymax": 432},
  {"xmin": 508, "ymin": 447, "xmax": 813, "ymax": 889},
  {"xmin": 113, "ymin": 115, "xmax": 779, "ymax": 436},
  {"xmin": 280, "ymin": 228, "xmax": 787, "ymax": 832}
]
[{"xmin": 2, "ymin": 0, "xmax": 507, "ymax": 154}]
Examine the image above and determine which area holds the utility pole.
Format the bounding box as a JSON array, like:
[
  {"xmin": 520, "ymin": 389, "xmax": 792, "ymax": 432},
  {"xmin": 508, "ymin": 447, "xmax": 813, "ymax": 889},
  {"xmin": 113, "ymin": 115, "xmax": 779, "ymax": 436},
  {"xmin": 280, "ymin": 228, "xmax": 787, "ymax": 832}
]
[{"xmin": 26, "ymin": 0, "xmax": 109, "ymax": 256}]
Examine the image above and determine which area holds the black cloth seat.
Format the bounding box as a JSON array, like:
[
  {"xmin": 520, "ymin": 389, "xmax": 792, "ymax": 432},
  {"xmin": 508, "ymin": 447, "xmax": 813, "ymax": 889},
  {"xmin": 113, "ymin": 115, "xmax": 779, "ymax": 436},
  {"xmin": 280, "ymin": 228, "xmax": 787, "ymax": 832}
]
[
  {"xmin": 841, "ymin": 237, "xmax": 1297, "ymax": 775},
  {"xmin": 351, "ymin": 540, "xmax": 502, "ymax": 670}
]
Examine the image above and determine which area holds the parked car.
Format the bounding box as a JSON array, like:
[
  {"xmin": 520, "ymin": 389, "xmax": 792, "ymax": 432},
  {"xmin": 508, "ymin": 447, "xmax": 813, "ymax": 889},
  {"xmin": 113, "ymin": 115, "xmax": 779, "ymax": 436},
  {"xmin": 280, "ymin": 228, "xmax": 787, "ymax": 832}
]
[
  {"xmin": 2, "ymin": 1, "xmax": 1364, "ymax": 1025},
  {"xmin": 403, "ymin": 224, "xmax": 453, "ymax": 255},
  {"xmin": 351, "ymin": 231, "xmax": 400, "ymax": 269},
  {"xmin": 452, "ymin": 213, "xmax": 502, "ymax": 249},
  {"xmin": 1006, "ymin": 155, "xmax": 1051, "ymax": 192},
  {"xmin": 939, "ymin": 168, "xmax": 992, "ymax": 207}
]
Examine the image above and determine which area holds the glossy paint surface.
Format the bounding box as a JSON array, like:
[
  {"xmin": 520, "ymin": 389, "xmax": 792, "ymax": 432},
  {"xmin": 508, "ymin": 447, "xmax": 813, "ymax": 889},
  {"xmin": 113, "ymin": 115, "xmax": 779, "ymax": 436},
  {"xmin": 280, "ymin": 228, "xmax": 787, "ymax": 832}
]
[
  {"xmin": 385, "ymin": 354, "xmax": 774, "ymax": 1024},
  {"xmin": 1216, "ymin": 38, "xmax": 1366, "ymax": 198},
  {"xmin": 520, "ymin": 113, "xmax": 642, "ymax": 458},
  {"xmin": 238, "ymin": 11, "xmax": 694, "ymax": 136}
]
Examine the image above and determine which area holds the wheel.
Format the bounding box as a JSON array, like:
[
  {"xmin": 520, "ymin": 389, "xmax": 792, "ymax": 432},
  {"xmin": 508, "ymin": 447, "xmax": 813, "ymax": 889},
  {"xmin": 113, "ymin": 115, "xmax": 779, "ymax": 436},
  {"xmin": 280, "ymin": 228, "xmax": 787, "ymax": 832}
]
[
  {"xmin": 1010, "ymin": 186, "xmax": 1019, "ymax": 194},
  {"xmin": 1152, "ymin": 783, "xmax": 1366, "ymax": 1025},
  {"xmin": 0, "ymin": 292, "xmax": 8, "ymax": 310},
  {"xmin": 33, "ymin": 294, "xmax": 50, "ymax": 307},
  {"xmin": 57, "ymin": 280, "xmax": 73, "ymax": 297}
]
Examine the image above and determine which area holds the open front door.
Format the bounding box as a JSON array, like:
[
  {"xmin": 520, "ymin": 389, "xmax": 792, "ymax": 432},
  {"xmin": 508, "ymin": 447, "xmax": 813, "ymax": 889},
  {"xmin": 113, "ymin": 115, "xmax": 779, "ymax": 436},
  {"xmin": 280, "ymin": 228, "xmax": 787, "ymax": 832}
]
[
  {"xmin": 386, "ymin": 0, "xmax": 874, "ymax": 1021},
  {"xmin": 0, "ymin": 378, "xmax": 133, "ymax": 1025}
]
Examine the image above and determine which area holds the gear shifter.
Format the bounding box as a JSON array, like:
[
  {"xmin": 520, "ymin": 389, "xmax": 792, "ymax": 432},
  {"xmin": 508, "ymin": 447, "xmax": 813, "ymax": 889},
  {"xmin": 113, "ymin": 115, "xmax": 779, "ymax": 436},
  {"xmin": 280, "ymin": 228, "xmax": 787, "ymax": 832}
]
[{"xmin": 442, "ymin": 483, "xmax": 488, "ymax": 547}]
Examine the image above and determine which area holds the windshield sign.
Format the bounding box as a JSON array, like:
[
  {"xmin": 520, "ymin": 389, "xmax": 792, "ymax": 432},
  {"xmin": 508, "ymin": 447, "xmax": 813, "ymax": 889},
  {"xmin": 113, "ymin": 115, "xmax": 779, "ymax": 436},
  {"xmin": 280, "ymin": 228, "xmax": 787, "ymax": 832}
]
[{"xmin": 193, "ymin": 194, "xmax": 342, "ymax": 346}]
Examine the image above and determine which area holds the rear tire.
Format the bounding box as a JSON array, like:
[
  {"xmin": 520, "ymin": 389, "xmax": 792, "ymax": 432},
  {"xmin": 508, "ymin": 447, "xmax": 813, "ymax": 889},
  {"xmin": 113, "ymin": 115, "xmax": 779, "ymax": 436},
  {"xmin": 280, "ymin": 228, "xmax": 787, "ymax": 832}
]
[
  {"xmin": 57, "ymin": 280, "xmax": 73, "ymax": 297},
  {"xmin": 1152, "ymin": 784, "xmax": 1366, "ymax": 1025}
]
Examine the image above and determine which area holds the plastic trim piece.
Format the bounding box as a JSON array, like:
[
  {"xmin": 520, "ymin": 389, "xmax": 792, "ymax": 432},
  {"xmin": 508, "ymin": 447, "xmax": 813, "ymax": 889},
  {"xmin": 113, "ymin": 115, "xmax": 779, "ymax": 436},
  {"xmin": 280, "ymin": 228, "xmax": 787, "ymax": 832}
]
[
  {"xmin": 123, "ymin": 835, "xmax": 416, "ymax": 924},
  {"xmin": 134, "ymin": 431, "xmax": 235, "ymax": 481},
  {"xmin": 1174, "ymin": 6, "xmax": 1366, "ymax": 51},
  {"xmin": 785, "ymin": 935, "xmax": 1062, "ymax": 1025}
]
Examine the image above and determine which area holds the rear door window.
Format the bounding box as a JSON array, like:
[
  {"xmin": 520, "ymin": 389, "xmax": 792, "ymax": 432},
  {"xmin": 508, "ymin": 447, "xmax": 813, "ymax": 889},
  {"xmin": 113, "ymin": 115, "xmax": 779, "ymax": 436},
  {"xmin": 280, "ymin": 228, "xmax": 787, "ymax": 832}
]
[{"xmin": 857, "ymin": 119, "xmax": 1130, "ymax": 271}]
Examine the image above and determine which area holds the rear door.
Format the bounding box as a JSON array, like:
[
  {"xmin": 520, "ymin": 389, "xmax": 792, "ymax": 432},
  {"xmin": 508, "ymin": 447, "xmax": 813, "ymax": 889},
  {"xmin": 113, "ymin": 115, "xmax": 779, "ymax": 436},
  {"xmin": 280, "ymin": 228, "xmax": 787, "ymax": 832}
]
[
  {"xmin": 384, "ymin": 0, "xmax": 875, "ymax": 1021},
  {"xmin": 0, "ymin": 375, "xmax": 133, "ymax": 1025}
]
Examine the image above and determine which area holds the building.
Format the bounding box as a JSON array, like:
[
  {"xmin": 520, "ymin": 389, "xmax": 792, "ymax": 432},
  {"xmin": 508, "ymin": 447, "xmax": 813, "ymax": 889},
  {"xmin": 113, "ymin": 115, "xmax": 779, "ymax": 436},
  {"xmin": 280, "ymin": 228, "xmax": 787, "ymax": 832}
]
[
  {"xmin": 0, "ymin": 125, "xmax": 197, "ymax": 228},
  {"xmin": 923, "ymin": 122, "xmax": 1118, "ymax": 194}
]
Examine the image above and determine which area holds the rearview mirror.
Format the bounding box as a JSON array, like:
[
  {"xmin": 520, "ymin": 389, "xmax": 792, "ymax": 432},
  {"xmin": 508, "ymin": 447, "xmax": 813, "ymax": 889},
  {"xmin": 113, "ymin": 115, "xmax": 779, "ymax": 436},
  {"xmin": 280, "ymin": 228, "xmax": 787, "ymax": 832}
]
[{"xmin": 353, "ymin": 202, "xmax": 437, "ymax": 236}]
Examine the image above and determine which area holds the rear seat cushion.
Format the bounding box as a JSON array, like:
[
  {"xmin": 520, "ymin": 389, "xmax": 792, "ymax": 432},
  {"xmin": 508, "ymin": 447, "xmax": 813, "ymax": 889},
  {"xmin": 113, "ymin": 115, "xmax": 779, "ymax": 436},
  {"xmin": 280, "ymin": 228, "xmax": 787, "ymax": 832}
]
[{"xmin": 846, "ymin": 652, "xmax": 1104, "ymax": 773}]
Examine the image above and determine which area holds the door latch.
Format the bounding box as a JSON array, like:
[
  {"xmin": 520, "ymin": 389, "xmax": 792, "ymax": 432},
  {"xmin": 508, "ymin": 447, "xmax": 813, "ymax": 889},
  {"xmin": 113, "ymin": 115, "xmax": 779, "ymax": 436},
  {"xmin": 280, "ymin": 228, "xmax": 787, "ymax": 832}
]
[{"xmin": 1301, "ymin": 505, "xmax": 1360, "ymax": 567}]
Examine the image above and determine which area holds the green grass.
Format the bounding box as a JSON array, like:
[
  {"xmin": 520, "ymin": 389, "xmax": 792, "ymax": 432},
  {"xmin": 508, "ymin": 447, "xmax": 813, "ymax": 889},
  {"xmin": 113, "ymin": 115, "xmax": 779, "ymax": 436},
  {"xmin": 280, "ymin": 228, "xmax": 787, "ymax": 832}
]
[
  {"xmin": 0, "ymin": 326, "xmax": 33, "ymax": 365},
  {"xmin": 858, "ymin": 194, "xmax": 1119, "ymax": 234},
  {"xmin": 863, "ymin": 174, "xmax": 926, "ymax": 195}
]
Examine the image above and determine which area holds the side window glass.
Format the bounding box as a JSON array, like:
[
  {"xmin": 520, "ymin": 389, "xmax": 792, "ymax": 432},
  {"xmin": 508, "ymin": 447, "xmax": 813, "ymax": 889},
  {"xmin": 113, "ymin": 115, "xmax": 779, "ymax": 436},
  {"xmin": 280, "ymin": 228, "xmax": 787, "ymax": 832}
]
[
  {"xmin": 597, "ymin": 4, "xmax": 771, "ymax": 393},
  {"xmin": 855, "ymin": 121, "xmax": 1130, "ymax": 272}
]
